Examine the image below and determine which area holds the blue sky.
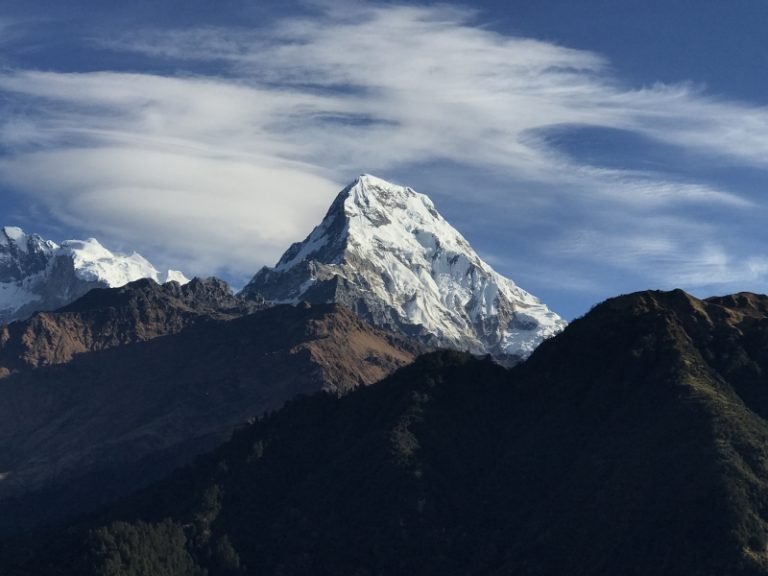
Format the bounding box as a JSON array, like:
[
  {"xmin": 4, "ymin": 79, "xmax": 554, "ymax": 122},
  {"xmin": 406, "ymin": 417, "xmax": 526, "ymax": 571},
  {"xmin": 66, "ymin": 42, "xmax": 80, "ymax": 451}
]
[{"xmin": 1, "ymin": 0, "xmax": 767, "ymax": 319}]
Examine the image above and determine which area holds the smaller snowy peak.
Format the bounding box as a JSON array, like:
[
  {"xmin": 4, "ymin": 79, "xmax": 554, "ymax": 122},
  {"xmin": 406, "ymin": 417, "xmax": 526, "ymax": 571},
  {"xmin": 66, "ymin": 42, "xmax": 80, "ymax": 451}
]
[
  {"xmin": 60, "ymin": 238, "xmax": 161, "ymax": 287},
  {"xmin": 57, "ymin": 238, "xmax": 189, "ymax": 287},
  {"xmin": 0, "ymin": 227, "xmax": 189, "ymax": 324},
  {"xmin": 162, "ymin": 269, "xmax": 191, "ymax": 284}
]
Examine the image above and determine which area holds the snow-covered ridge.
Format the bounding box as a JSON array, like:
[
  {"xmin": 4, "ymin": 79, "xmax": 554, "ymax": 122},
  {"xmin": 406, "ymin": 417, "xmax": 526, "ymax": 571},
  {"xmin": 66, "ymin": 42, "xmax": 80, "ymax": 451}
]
[
  {"xmin": 0, "ymin": 226, "xmax": 189, "ymax": 324},
  {"xmin": 243, "ymin": 174, "xmax": 566, "ymax": 361},
  {"xmin": 59, "ymin": 238, "xmax": 187, "ymax": 286}
]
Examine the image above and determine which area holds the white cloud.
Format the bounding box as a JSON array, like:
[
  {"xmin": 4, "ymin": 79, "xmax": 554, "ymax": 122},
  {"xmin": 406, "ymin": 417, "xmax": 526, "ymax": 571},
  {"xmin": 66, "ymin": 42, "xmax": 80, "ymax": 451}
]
[
  {"xmin": 0, "ymin": 3, "xmax": 766, "ymax": 293},
  {"xmin": 102, "ymin": 6, "xmax": 768, "ymax": 173},
  {"xmin": 0, "ymin": 147, "xmax": 339, "ymax": 277},
  {"xmin": 544, "ymin": 215, "xmax": 768, "ymax": 294}
]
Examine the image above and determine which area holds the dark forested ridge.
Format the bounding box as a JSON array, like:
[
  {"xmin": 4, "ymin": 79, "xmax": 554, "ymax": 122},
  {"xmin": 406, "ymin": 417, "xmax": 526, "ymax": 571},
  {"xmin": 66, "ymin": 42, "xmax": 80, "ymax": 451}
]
[{"xmin": 5, "ymin": 289, "xmax": 768, "ymax": 575}]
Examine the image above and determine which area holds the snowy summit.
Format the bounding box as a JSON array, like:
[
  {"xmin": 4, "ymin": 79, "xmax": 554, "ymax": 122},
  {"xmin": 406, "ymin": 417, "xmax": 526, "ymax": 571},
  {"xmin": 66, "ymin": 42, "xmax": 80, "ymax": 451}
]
[
  {"xmin": 242, "ymin": 174, "xmax": 565, "ymax": 361},
  {"xmin": 0, "ymin": 226, "xmax": 189, "ymax": 324}
]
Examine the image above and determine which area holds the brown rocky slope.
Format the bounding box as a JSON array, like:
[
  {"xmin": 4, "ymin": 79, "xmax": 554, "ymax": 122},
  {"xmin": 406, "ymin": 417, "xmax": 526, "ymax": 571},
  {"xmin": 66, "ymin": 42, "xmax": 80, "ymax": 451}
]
[{"xmin": 0, "ymin": 277, "xmax": 261, "ymax": 377}]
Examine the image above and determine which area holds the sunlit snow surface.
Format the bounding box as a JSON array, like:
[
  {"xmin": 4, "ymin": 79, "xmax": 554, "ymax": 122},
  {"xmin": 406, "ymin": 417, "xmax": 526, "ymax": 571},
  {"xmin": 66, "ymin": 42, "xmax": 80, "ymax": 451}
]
[
  {"xmin": 162, "ymin": 269, "xmax": 191, "ymax": 284},
  {"xmin": 248, "ymin": 175, "xmax": 566, "ymax": 359},
  {"xmin": 61, "ymin": 238, "xmax": 161, "ymax": 286}
]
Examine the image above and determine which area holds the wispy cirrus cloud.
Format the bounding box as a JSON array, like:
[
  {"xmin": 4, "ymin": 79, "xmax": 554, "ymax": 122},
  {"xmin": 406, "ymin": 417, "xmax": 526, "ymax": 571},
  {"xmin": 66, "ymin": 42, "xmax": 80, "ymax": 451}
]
[
  {"xmin": 0, "ymin": 3, "xmax": 766, "ymax": 299},
  {"xmin": 103, "ymin": 7, "xmax": 768, "ymax": 174}
]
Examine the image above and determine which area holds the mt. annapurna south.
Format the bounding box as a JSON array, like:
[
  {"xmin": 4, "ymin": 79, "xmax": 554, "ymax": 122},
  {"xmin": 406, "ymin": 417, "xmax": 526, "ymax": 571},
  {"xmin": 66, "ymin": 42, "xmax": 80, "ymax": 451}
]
[{"xmin": 243, "ymin": 174, "xmax": 565, "ymax": 361}]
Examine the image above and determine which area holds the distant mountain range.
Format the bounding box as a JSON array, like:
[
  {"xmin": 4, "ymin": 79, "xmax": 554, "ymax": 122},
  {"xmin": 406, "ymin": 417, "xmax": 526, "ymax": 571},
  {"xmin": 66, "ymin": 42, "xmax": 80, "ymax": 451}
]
[
  {"xmin": 0, "ymin": 226, "xmax": 188, "ymax": 325},
  {"xmin": 5, "ymin": 289, "xmax": 768, "ymax": 575}
]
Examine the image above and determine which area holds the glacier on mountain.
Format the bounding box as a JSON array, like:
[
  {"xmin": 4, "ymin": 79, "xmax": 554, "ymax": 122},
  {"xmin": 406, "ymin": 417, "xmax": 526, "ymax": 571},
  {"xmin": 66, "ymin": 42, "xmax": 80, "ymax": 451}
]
[
  {"xmin": 0, "ymin": 227, "xmax": 189, "ymax": 324},
  {"xmin": 242, "ymin": 174, "xmax": 565, "ymax": 361}
]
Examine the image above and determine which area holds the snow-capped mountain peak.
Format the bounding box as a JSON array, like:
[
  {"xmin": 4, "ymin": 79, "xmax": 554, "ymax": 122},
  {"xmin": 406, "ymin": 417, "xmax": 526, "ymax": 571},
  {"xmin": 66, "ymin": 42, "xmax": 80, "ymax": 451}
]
[
  {"xmin": 0, "ymin": 227, "xmax": 189, "ymax": 325},
  {"xmin": 60, "ymin": 238, "xmax": 155, "ymax": 285},
  {"xmin": 274, "ymin": 174, "xmax": 469, "ymax": 271},
  {"xmin": 243, "ymin": 174, "xmax": 565, "ymax": 361},
  {"xmin": 162, "ymin": 269, "xmax": 191, "ymax": 284}
]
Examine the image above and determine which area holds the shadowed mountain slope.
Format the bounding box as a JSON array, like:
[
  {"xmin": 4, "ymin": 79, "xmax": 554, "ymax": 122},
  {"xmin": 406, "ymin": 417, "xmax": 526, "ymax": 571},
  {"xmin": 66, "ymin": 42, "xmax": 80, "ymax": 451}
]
[
  {"xmin": 0, "ymin": 300, "xmax": 420, "ymax": 535},
  {"xmin": 5, "ymin": 289, "xmax": 768, "ymax": 575}
]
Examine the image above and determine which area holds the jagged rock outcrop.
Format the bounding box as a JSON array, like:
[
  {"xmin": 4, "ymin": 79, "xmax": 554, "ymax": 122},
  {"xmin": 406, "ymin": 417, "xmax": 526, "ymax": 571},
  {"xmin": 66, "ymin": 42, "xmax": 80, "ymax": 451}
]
[{"xmin": 0, "ymin": 277, "xmax": 257, "ymax": 378}]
